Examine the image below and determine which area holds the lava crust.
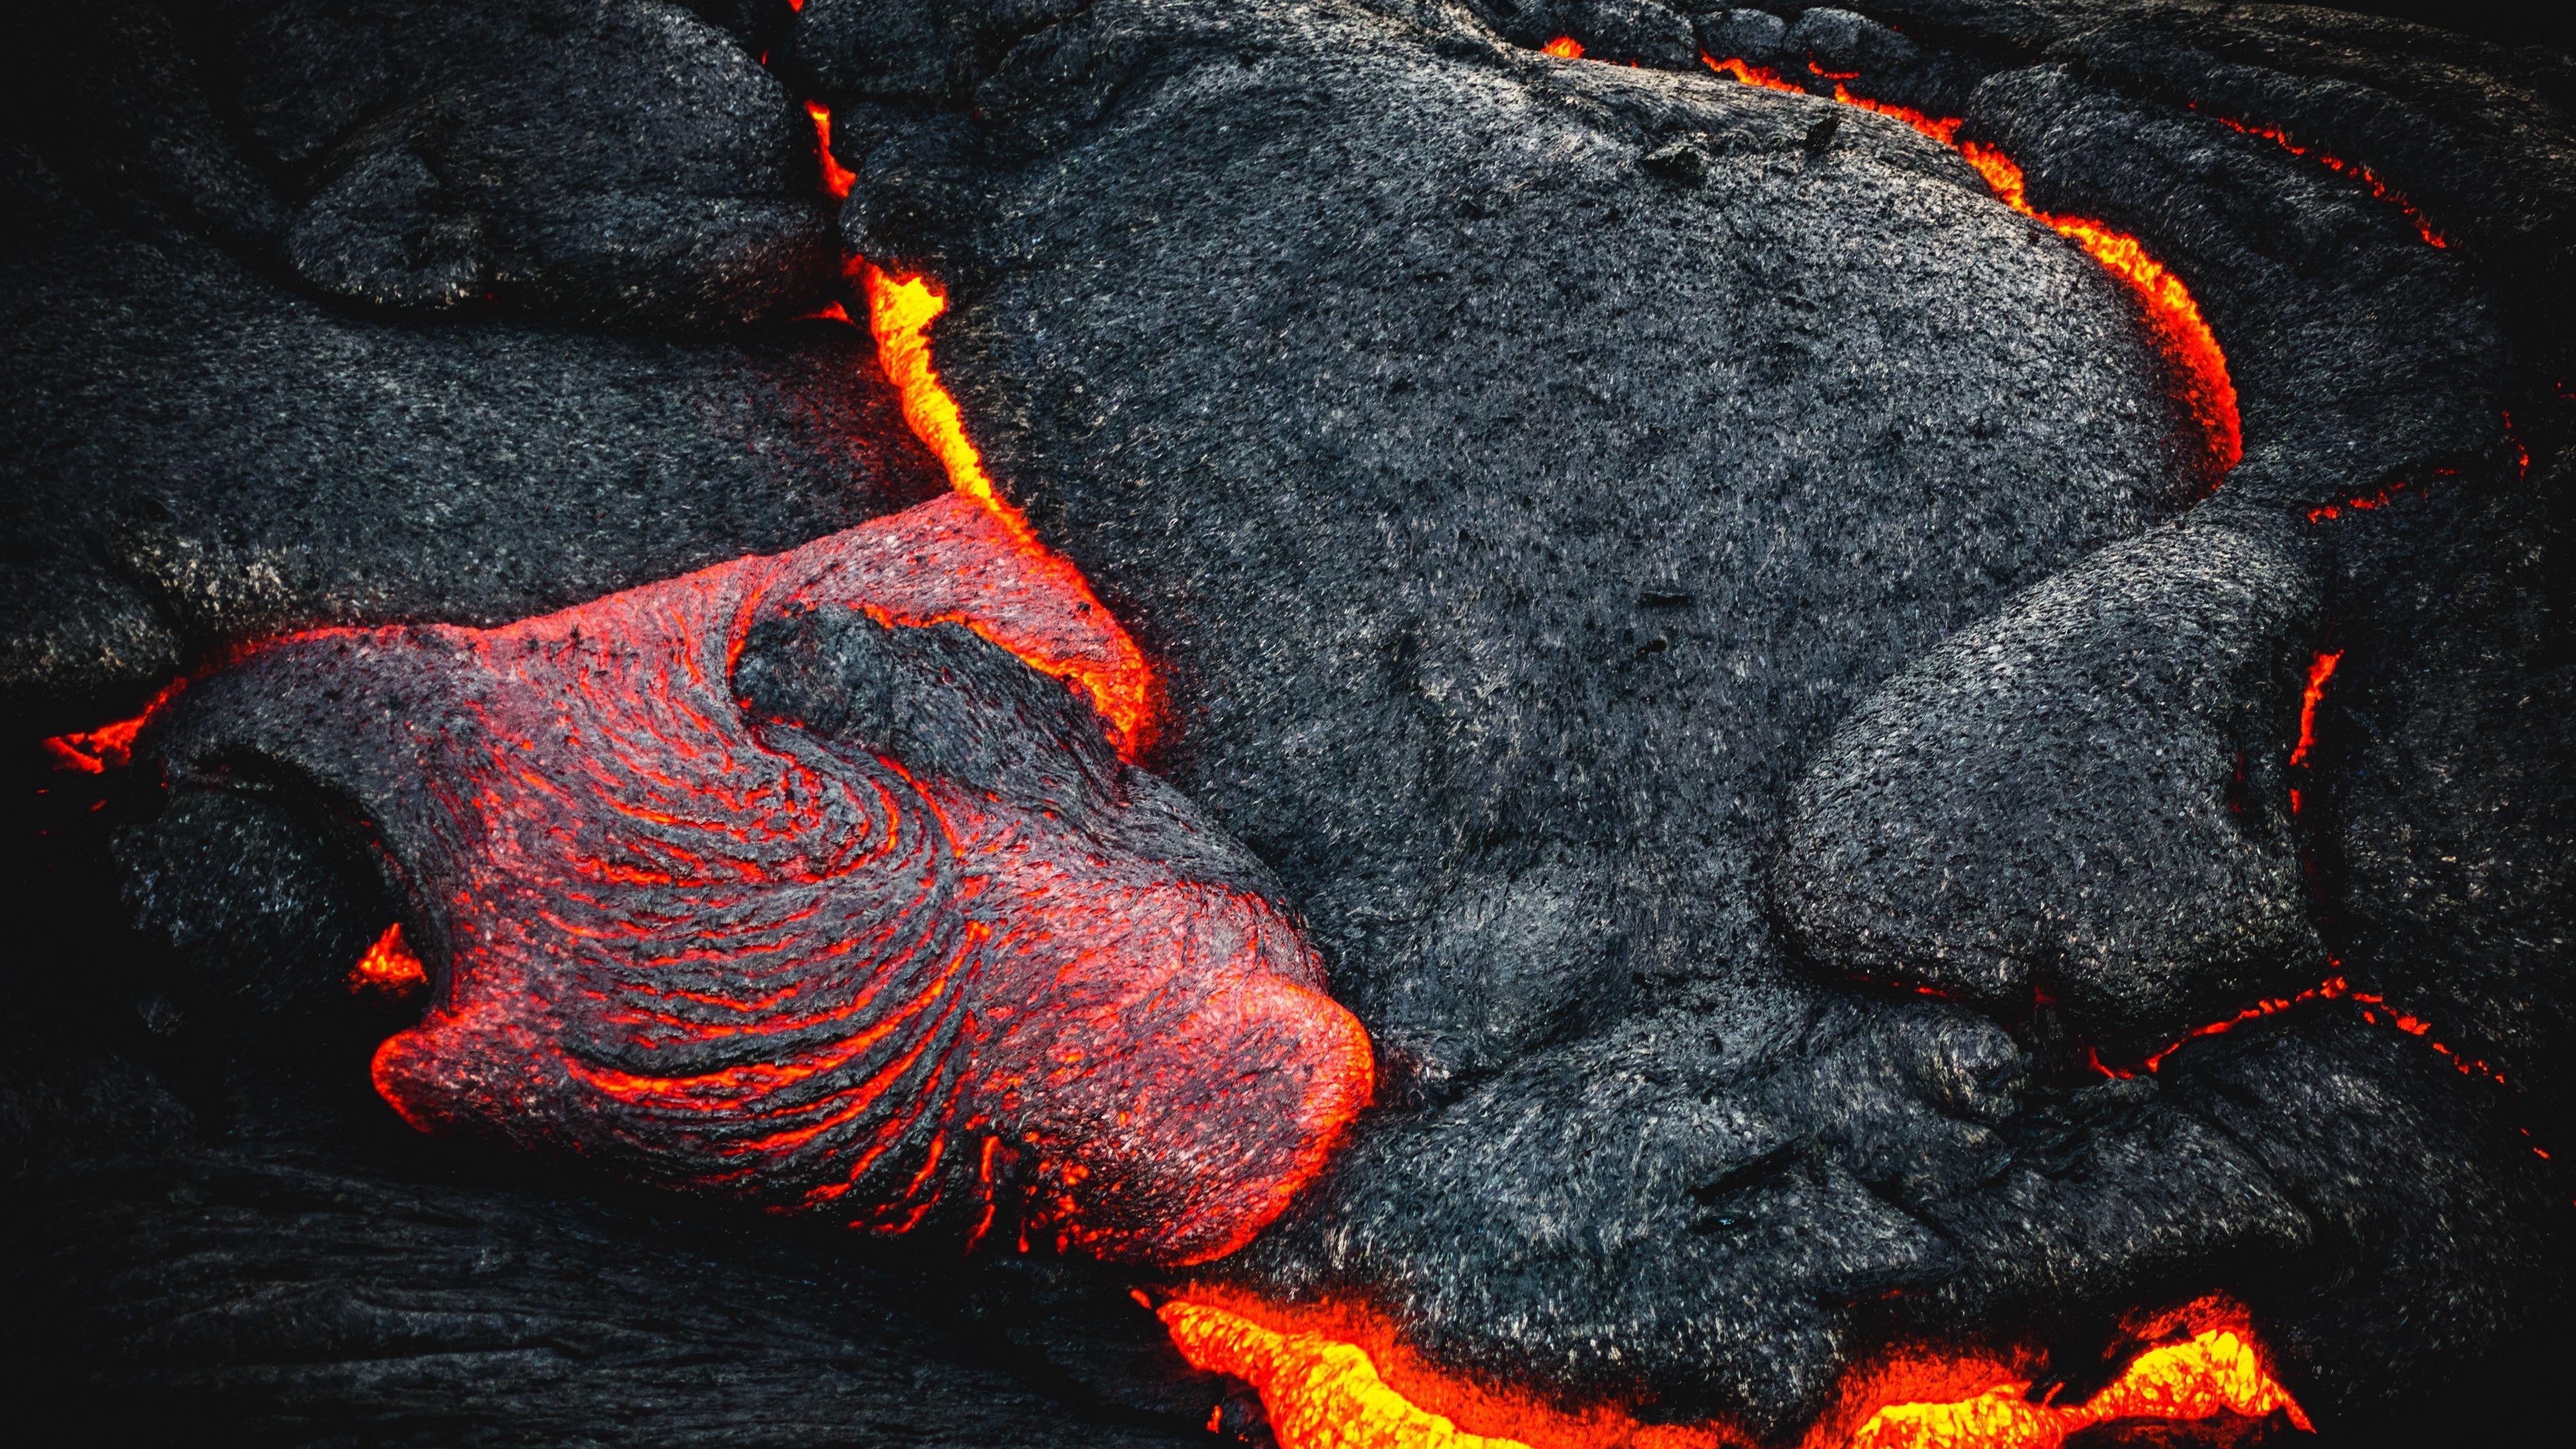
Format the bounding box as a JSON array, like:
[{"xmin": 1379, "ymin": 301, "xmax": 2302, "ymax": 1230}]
[{"xmin": 5, "ymin": 1, "xmax": 2571, "ymax": 1446}]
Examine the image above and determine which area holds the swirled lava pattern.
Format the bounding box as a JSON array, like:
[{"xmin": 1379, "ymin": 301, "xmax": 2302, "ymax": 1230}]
[
  {"xmin": 146, "ymin": 493, "xmax": 1372, "ymax": 1265},
  {"xmin": 1159, "ymin": 1295, "xmax": 2309, "ymax": 1449},
  {"xmin": 1705, "ymin": 57, "xmax": 2241, "ymax": 478}
]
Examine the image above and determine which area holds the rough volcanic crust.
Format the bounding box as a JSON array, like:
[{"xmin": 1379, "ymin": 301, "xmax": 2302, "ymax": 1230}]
[
  {"xmin": 0, "ymin": 145, "xmax": 944, "ymax": 737},
  {"xmin": 777, "ymin": 0, "xmax": 2346, "ymax": 1436},
  {"xmin": 1776, "ymin": 504, "xmax": 2332, "ymax": 1060},
  {"xmin": 1, "ymin": 1, "xmax": 2569, "ymax": 1446},
  {"xmin": 794, "ymin": 0, "xmax": 2571, "ymax": 1438}
]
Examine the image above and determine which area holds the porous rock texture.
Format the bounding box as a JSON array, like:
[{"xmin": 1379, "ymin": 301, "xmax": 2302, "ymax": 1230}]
[
  {"xmin": 0, "ymin": 0, "xmax": 943, "ymax": 739},
  {"xmin": 4, "ymin": 1, "xmax": 2571, "ymax": 1447}
]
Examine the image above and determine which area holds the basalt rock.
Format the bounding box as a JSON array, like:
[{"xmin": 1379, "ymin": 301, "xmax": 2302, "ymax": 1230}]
[
  {"xmin": 1776, "ymin": 504, "xmax": 2330, "ymax": 1063},
  {"xmin": 0, "ymin": 138, "xmax": 941, "ymax": 737},
  {"xmin": 3, "ymin": 1, "xmax": 2571, "ymax": 1446}
]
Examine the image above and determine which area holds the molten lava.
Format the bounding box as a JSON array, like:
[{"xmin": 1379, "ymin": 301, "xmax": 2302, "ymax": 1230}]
[
  {"xmin": 2288, "ymin": 649, "xmax": 2341, "ymax": 772},
  {"xmin": 1157, "ymin": 1297, "xmax": 1745, "ymax": 1449},
  {"xmin": 40, "ymin": 682, "xmax": 180, "ymax": 773},
  {"xmin": 1703, "ymin": 58, "xmax": 2242, "ymax": 478},
  {"xmin": 1837, "ymin": 1309, "xmax": 2309, "ymax": 1449},
  {"xmin": 350, "ymin": 922, "xmax": 429, "ymax": 998},
  {"xmin": 2204, "ymin": 115, "xmax": 2445, "ymax": 248},
  {"xmin": 1540, "ymin": 36, "xmax": 1584, "ymax": 60},
  {"xmin": 1708, "ymin": 56, "xmax": 1804, "ymax": 95},
  {"xmin": 808, "ymin": 101, "xmax": 855, "ymax": 199},
  {"xmin": 861, "ymin": 265, "xmax": 1159, "ymax": 759},
  {"xmin": 1158, "ymin": 1294, "xmax": 2309, "ymax": 1449},
  {"xmin": 150, "ymin": 494, "xmax": 1370, "ymax": 1265}
]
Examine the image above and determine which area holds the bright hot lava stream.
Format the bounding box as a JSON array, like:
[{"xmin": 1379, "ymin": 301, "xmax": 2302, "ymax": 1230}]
[{"xmin": 1157, "ymin": 1294, "xmax": 2309, "ymax": 1449}]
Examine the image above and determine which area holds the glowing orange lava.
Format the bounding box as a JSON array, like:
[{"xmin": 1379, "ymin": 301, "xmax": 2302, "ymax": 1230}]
[
  {"xmin": 1838, "ymin": 1308, "xmax": 2309, "ymax": 1449},
  {"xmin": 808, "ymin": 101, "xmax": 855, "ymax": 199},
  {"xmin": 1541, "ymin": 36, "xmax": 1585, "ymax": 60},
  {"xmin": 1703, "ymin": 58, "xmax": 2242, "ymax": 478},
  {"xmin": 860, "ymin": 265, "xmax": 1158, "ymax": 758},
  {"xmin": 350, "ymin": 922, "xmax": 429, "ymax": 998},
  {"xmin": 1706, "ymin": 54, "xmax": 1805, "ymax": 95},
  {"xmin": 1157, "ymin": 1296, "xmax": 1745, "ymax": 1449},
  {"xmin": 1159, "ymin": 1294, "xmax": 2310, "ymax": 1449},
  {"xmin": 2204, "ymin": 114, "xmax": 2445, "ymax": 248},
  {"xmin": 39, "ymin": 681, "xmax": 180, "ymax": 773},
  {"xmin": 2288, "ymin": 649, "xmax": 2341, "ymax": 771}
]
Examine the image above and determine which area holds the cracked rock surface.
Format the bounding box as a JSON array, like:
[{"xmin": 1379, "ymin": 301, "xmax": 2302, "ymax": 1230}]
[{"xmin": 3, "ymin": 1, "xmax": 2570, "ymax": 1446}]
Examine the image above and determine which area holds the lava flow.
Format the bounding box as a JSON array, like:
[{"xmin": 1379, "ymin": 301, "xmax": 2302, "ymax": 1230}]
[
  {"xmin": 1157, "ymin": 1294, "xmax": 2309, "ymax": 1449},
  {"xmin": 808, "ymin": 101, "xmax": 856, "ymax": 199},
  {"xmin": 802, "ymin": 95, "xmax": 1159, "ymax": 759},
  {"xmin": 1704, "ymin": 57, "xmax": 2241, "ymax": 478},
  {"xmin": 147, "ymin": 491, "xmax": 1370, "ymax": 1265},
  {"xmin": 39, "ymin": 680, "xmax": 180, "ymax": 773}
]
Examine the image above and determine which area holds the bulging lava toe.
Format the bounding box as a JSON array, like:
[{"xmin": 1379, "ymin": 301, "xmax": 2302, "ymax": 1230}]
[{"xmin": 147, "ymin": 495, "xmax": 1370, "ymax": 1265}]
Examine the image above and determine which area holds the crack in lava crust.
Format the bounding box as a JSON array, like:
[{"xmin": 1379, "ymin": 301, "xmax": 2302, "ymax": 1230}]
[
  {"xmin": 1705, "ymin": 57, "xmax": 2241, "ymax": 480},
  {"xmin": 150, "ymin": 494, "xmax": 1371, "ymax": 1265}
]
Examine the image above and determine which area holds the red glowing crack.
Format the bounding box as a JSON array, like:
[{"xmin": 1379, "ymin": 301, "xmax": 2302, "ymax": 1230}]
[
  {"xmin": 2201, "ymin": 113, "xmax": 2445, "ymax": 248},
  {"xmin": 1704, "ymin": 57, "xmax": 2243, "ymax": 479}
]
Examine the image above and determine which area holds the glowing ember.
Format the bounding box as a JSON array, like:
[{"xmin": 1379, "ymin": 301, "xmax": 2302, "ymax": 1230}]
[
  {"xmin": 861, "ymin": 265, "xmax": 1159, "ymax": 758},
  {"xmin": 2204, "ymin": 115, "xmax": 2445, "ymax": 248},
  {"xmin": 350, "ymin": 922, "xmax": 429, "ymax": 998},
  {"xmin": 1703, "ymin": 58, "xmax": 2243, "ymax": 478},
  {"xmin": 1540, "ymin": 36, "xmax": 1584, "ymax": 60},
  {"xmin": 1158, "ymin": 1295, "xmax": 2309, "ymax": 1449},
  {"xmin": 808, "ymin": 101, "xmax": 855, "ymax": 199}
]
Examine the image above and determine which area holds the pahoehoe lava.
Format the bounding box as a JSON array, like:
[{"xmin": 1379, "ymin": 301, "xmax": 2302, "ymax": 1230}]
[{"xmin": 3, "ymin": 3, "xmax": 2569, "ymax": 1448}]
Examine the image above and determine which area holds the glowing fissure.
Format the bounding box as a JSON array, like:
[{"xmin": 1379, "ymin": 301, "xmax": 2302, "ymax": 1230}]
[
  {"xmin": 2288, "ymin": 649, "xmax": 2341, "ymax": 772},
  {"xmin": 1158, "ymin": 1295, "xmax": 2310, "ymax": 1449},
  {"xmin": 40, "ymin": 680, "xmax": 181, "ymax": 773},
  {"xmin": 2199, "ymin": 112, "xmax": 2445, "ymax": 248},
  {"xmin": 1703, "ymin": 56, "xmax": 2242, "ymax": 478},
  {"xmin": 1541, "ymin": 36, "xmax": 1583, "ymax": 60},
  {"xmin": 798, "ymin": 99, "xmax": 1158, "ymax": 759},
  {"xmin": 859, "ymin": 265, "xmax": 1159, "ymax": 757},
  {"xmin": 2082, "ymin": 971, "xmax": 2510, "ymax": 1087},
  {"xmin": 808, "ymin": 101, "xmax": 857, "ymax": 199}
]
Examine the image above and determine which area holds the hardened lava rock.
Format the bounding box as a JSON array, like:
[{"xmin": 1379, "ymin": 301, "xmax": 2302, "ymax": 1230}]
[
  {"xmin": 0, "ymin": 0, "xmax": 942, "ymax": 739},
  {"xmin": 3, "ymin": 1, "xmax": 2571, "ymax": 1446}
]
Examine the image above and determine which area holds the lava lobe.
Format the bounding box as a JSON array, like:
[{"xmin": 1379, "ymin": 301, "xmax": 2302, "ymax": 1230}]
[{"xmin": 140, "ymin": 492, "xmax": 1372, "ymax": 1265}]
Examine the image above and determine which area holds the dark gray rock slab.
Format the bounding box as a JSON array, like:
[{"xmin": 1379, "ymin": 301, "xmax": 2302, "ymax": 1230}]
[
  {"xmin": 0, "ymin": 139, "xmax": 943, "ymax": 737},
  {"xmin": 1776, "ymin": 504, "xmax": 2330, "ymax": 1061}
]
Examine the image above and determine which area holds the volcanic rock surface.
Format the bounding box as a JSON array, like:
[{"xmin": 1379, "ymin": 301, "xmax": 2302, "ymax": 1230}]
[{"xmin": 3, "ymin": 1, "xmax": 2570, "ymax": 1447}]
